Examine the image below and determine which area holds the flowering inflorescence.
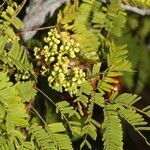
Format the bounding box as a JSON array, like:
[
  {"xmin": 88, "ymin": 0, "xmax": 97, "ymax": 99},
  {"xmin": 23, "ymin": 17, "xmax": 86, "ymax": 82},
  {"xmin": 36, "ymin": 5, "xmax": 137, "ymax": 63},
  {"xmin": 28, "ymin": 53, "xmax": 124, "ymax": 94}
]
[{"xmin": 34, "ymin": 28, "xmax": 86, "ymax": 95}]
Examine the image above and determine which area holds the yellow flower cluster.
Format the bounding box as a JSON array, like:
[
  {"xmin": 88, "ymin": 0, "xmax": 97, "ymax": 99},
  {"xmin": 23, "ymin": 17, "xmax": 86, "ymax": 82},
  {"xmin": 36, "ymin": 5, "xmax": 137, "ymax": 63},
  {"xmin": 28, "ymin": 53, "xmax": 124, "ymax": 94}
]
[{"xmin": 34, "ymin": 28, "xmax": 86, "ymax": 95}]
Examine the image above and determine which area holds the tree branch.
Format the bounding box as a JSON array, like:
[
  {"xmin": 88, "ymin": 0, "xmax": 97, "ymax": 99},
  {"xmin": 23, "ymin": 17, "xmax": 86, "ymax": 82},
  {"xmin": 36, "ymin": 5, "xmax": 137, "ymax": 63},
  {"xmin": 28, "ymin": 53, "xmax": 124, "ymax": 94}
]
[
  {"xmin": 100, "ymin": 0, "xmax": 150, "ymax": 15},
  {"xmin": 121, "ymin": 4, "xmax": 150, "ymax": 15}
]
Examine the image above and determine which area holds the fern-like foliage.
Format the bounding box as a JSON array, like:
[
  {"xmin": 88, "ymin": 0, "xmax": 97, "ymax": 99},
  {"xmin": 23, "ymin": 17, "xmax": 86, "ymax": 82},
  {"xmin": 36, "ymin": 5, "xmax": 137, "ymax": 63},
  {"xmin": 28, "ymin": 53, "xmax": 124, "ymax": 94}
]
[
  {"xmin": 14, "ymin": 81, "xmax": 36, "ymax": 102},
  {"xmin": 46, "ymin": 123, "xmax": 73, "ymax": 150},
  {"xmin": 92, "ymin": 0, "xmax": 126, "ymax": 37},
  {"xmin": 74, "ymin": 81, "xmax": 104, "ymax": 149},
  {"xmin": 0, "ymin": 2, "xmax": 34, "ymax": 77},
  {"xmin": 98, "ymin": 41, "xmax": 132, "ymax": 93},
  {"xmin": 20, "ymin": 141, "xmax": 35, "ymax": 150},
  {"xmin": 111, "ymin": 93, "xmax": 141, "ymax": 105},
  {"xmin": 0, "ymin": 72, "xmax": 28, "ymax": 130},
  {"xmin": 0, "ymin": 1, "xmax": 149, "ymax": 150},
  {"xmin": 0, "ymin": 72, "xmax": 28, "ymax": 148},
  {"xmin": 107, "ymin": 42, "xmax": 132, "ymax": 72},
  {"xmin": 119, "ymin": 107, "xmax": 147, "ymax": 127},
  {"xmin": 110, "ymin": 92, "xmax": 150, "ymax": 146},
  {"xmin": 29, "ymin": 124, "xmax": 56, "ymax": 149},
  {"xmin": 56, "ymin": 101, "xmax": 81, "ymax": 136},
  {"xmin": 102, "ymin": 104, "xmax": 123, "ymax": 150},
  {"xmin": 8, "ymin": 39, "xmax": 33, "ymax": 72},
  {"xmin": 102, "ymin": 92, "xmax": 150, "ymax": 150},
  {"xmin": 72, "ymin": 0, "xmax": 100, "ymax": 61},
  {"xmin": 0, "ymin": 37, "xmax": 34, "ymax": 75},
  {"xmin": 119, "ymin": 107, "xmax": 150, "ymax": 146},
  {"xmin": 29, "ymin": 123, "xmax": 73, "ymax": 150},
  {"xmin": 80, "ymin": 95, "xmax": 102, "ymax": 149}
]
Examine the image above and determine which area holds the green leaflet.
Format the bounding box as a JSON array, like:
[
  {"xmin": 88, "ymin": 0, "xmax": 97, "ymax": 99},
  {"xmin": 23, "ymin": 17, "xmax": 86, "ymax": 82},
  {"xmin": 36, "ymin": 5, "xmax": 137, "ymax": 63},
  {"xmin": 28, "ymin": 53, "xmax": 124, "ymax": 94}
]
[
  {"xmin": 102, "ymin": 105, "xmax": 123, "ymax": 150},
  {"xmin": 79, "ymin": 81, "xmax": 93, "ymax": 95},
  {"xmin": 92, "ymin": 63, "xmax": 101, "ymax": 75},
  {"xmin": 29, "ymin": 123, "xmax": 73, "ymax": 150},
  {"xmin": 92, "ymin": 0, "xmax": 126, "ymax": 37},
  {"xmin": 0, "ymin": 72, "xmax": 29, "ymax": 149},
  {"xmin": 78, "ymin": 83, "xmax": 103, "ymax": 149},
  {"xmin": 0, "ymin": 36, "xmax": 7, "ymax": 55},
  {"xmin": 107, "ymin": 42, "xmax": 132, "ymax": 72},
  {"xmin": 72, "ymin": 0, "xmax": 100, "ymax": 61},
  {"xmin": 118, "ymin": 107, "xmax": 150, "ymax": 146},
  {"xmin": 98, "ymin": 41, "xmax": 132, "ymax": 94},
  {"xmin": 119, "ymin": 107, "xmax": 147, "ymax": 126},
  {"xmin": 7, "ymin": 40, "xmax": 33, "ymax": 73},
  {"xmin": 0, "ymin": 38, "xmax": 34, "ymax": 78},
  {"xmin": 14, "ymin": 81, "xmax": 37, "ymax": 102},
  {"xmin": 142, "ymin": 106, "xmax": 150, "ymax": 117},
  {"xmin": 112, "ymin": 93, "xmax": 141, "ymax": 105},
  {"xmin": 101, "ymin": 93, "xmax": 150, "ymax": 150},
  {"xmin": 1, "ymin": 5, "xmax": 23, "ymax": 29},
  {"xmin": 29, "ymin": 124, "xmax": 57, "ymax": 150},
  {"xmin": 20, "ymin": 141, "xmax": 35, "ymax": 150},
  {"xmin": 0, "ymin": 73, "xmax": 28, "ymax": 131},
  {"xmin": 92, "ymin": 93, "xmax": 105, "ymax": 108},
  {"xmin": 47, "ymin": 123, "xmax": 73, "ymax": 150},
  {"xmin": 56, "ymin": 101, "xmax": 80, "ymax": 119},
  {"xmin": 56, "ymin": 101, "xmax": 81, "ymax": 135},
  {"xmin": 0, "ymin": 3, "xmax": 34, "ymax": 78}
]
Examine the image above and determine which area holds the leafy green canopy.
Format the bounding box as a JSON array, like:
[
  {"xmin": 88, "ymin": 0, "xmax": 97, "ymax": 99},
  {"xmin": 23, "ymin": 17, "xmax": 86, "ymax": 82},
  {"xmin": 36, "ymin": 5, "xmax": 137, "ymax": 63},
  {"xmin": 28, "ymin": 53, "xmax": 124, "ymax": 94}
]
[{"xmin": 0, "ymin": 0, "xmax": 149, "ymax": 150}]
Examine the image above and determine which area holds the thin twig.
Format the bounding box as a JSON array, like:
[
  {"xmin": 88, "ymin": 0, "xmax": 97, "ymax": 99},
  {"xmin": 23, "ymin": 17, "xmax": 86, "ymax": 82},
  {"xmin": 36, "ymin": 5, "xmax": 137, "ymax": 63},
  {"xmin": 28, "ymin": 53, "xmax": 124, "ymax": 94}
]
[
  {"xmin": 35, "ymin": 87, "xmax": 56, "ymax": 106},
  {"xmin": 35, "ymin": 87, "xmax": 68, "ymax": 122},
  {"xmin": 21, "ymin": 25, "xmax": 55, "ymax": 33},
  {"xmin": 121, "ymin": 4, "xmax": 150, "ymax": 15},
  {"xmin": 99, "ymin": 0, "xmax": 150, "ymax": 15},
  {"xmin": 16, "ymin": 0, "xmax": 27, "ymax": 16},
  {"xmin": 31, "ymin": 106, "xmax": 46, "ymax": 124},
  {"xmin": 36, "ymin": 87, "xmax": 77, "ymax": 134}
]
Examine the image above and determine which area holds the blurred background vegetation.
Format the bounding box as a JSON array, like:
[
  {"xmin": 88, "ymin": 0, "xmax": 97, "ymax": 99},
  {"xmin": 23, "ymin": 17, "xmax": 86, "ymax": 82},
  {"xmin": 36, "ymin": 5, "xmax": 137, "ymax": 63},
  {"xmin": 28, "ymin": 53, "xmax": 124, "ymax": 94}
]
[
  {"xmin": 118, "ymin": 12, "xmax": 150, "ymax": 150},
  {"xmin": 120, "ymin": 13, "xmax": 150, "ymax": 105}
]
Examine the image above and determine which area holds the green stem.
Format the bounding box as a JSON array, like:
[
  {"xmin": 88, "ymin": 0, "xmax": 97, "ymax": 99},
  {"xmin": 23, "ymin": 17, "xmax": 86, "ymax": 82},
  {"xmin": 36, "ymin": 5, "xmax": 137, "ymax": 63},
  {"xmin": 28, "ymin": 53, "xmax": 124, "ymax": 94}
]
[
  {"xmin": 31, "ymin": 106, "xmax": 46, "ymax": 124},
  {"xmin": 36, "ymin": 87, "xmax": 75, "ymax": 134}
]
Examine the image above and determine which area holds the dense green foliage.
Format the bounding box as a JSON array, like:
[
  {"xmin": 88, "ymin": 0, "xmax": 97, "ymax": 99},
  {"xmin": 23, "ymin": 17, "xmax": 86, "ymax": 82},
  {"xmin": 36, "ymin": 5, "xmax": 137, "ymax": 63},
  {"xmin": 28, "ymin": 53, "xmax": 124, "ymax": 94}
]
[{"xmin": 0, "ymin": 0, "xmax": 149, "ymax": 149}]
